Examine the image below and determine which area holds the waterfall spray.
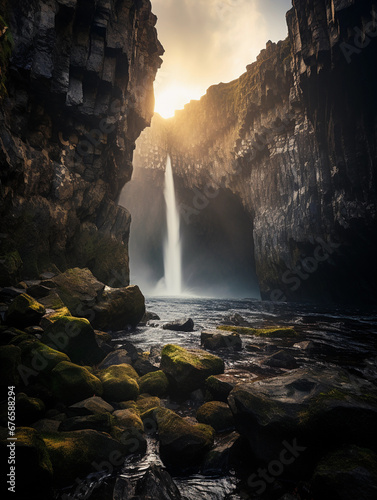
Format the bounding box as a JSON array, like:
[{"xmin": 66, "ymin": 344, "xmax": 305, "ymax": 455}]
[{"xmin": 163, "ymin": 155, "xmax": 182, "ymax": 295}]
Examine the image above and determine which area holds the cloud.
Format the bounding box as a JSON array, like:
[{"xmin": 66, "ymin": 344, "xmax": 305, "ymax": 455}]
[{"xmin": 152, "ymin": 0, "xmax": 291, "ymax": 116}]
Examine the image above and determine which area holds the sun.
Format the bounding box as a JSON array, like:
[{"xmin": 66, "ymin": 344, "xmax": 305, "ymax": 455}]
[{"xmin": 154, "ymin": 82, "xmax": 203, "ymax": 119}]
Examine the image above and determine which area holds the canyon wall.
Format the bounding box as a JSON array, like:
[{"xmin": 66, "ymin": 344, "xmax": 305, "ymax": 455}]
[
  {"xmin": 0, "ymin": 0, "xmax": 163, "ymax": 286},
  {"xmin": 130, "ymin": 0, "xmax": 377, "ymax": 303}
]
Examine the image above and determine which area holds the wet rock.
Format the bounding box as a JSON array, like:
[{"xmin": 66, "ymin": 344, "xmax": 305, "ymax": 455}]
[
  {"xmin": 139, "ymin": 370, "xmax": 169, "ymax": 397},
  {"xmin": 6, "ymin": 293, "xmax": 46, "ymax": 328},
  {"xmin": 162, "ymin": 317, "xmax": 194, "ymax": 332},
  {"xmin": 293, "ymin": 340, "xmax": 316, "ymax": 352},
  {"xmin": 196, "ymin": 401, "xmax": 234, "ymax": 432},
  {"xmin": 0, "ymin": 344, "xmax": 21, "ymax": 387},
  {"xmin": 15, "ymin": 392, "xmax": 46, "ymax": 426},
  {"xmin": 202, "ymin": 431, "xmax": 243, "ymax": 474},
  {"xmin": 262, "ymin": 350, "xmax": 299, "ymax": 369},
  {"xmin": 59, "ymin": 413, "xmax": 113, "ymax": 433},
  {"xmin": 68, "ymin": 396, "xmax": 114, "ymax": 416},
  {"xmin": 113, "ymin": 409, "xmax": 144, "ymax": 431},
  {"xmin": 133, "ymin": 356, "xmax": 160, "ymax": 376},
  {"xmin": 42, "ymin": 315, "xmax": 105, "ymax": 366},
  {"xmin": 312, "ymin": 446, "xmax": 377, "ymax": 500},
  {"xmin": 217, "ymin": 325, "xmax": 297, "ymax": 337},
  {"xmin": 32, "ymin": 419, "xmax": 61, "ymax": 433},
  {"xmin": 41, "ymin": 429, "xmax": 127, "ymax": 487},
  {"xmin": 0, "ymin": 427, "xmax": 53, "ymax": 499},
  {"xmin": 205, "ymin": 371, "xmax": 256, "ymax": 402},
  {"xmin": 201, "ymin": 330, "xmax": 242, "ymax": 351},
  {"xmin": 139, "ymin": 310, "xmax": 161, "ymax": 325},
  {"xmin": 97, "ymin": 364, "xmax": 139, "ymax": 402},
  {"xmin": 160, "ymin": 344, "xmax": 224, "ymax": 394},
  {"xmin": 153, "ymin": 407, "xmax": 215, "ymax": 465},
  {"xmin": 228, "ymin": 367, "xmax": 377, "ymax": 464},
  {"xmin": 222, "ymin": 313, "xmax": 251, "ymax": 327},
  {"xmin": 98, "ymin": 349, "xmax": 132, "ymax": 369},
  {"xmin": 50, "ymin": 361, "xmax": 103, "ymax": 405}
]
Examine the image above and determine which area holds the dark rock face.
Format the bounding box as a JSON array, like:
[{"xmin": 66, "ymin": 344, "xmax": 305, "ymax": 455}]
[
  {"xmin": 0, "ymin": 0, "xmax": 163, "ymax": 285},
  {"xmin": 129, "ymin": 0, "xmax": 377, "ymax": 303}
]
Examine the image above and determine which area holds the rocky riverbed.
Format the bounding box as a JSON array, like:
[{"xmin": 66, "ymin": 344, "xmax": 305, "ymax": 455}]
[{"xmin": 1, "ymin": 268, "xmax": 377, "ymax": 499}]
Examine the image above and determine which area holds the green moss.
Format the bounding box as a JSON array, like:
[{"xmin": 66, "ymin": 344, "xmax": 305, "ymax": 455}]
[
  {"xmin": 136, "ymin": 395, "xmax": 161, "ymax": 417},
  {"xmin": 97, "ymin": 364, "xmax": 139, "ymax": 402},
  {"xmin": 217, "ymin": 325, "xmax": 297, "ymax": 337},
  {"xmin": 196, "ymin": 401, "xmax": 234, "ymax": 432},
  {"xmin": 8, "ymin": 293, "xmax": 45, "ymax": 316},
  {"xmin": 138, "ymin": 370, "xmax": 169, "ymax": 397},
  {"xmin": 113, "ymin": 408, "xmax": 144, "ymax": 432},
  {"xmin": 51, "ymin": 361, "xmax": 103, "ymax": 405}
]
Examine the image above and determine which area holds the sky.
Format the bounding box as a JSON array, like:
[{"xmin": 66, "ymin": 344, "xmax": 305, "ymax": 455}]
[{"xmin": 152, "ymin": 0, "xmax": 293, "ymax": 118}]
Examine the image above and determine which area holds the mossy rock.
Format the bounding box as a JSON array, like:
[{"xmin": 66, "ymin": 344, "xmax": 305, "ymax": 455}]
[
  {"xmin": 58, "ymin": 412, "xmax": 114, "ymax": 433},
  {"xmin": 19, "ymin": 339, "xmax": 70, "ymax": 375},
  {"xmin": 153, "ymin": 407, "xmax": 215, "ymax": 465},
  {"xmin": 0, "ymin": 427, "xmax": 53, "ymax": 499},
  {"xmin": 217, "ymin": 325, "xmax": 297, "ymax": 337},
  {"xmin": 201, "ymin": 331, "xmax": 242, "ymax": 351},
  {"xmin": 50, "ymin": 361, "xmax": 103, "ymax": 405},
  {"xmin": 68, "ymin": 396, "xmax": 114, "ymax": 416},
  {"xmin": 40, "ymin": 306, "xmax": 71, "ymax": 329},
  {"xmin": 113, "ymin": 409, "xmax": 144, "ymax": 432},
  {"xmin": 139, "ymin": 370, "xmax": 169, "ymax": 397},
  {"xmin": 136, "ymin": 395, "xmax": 161, "ymax": 417},
  {"xmin": 160, "ymin": 344, "xmax": 224, "ymax": 394},
  {"xmin": 6, "ymin": 293, "xmax": 46, "ymax": 328},
  {"xmin": 41, "ymin": 429, "xmax": 127, "ymax": 487},
  {"xmin": 0, "ymin": 344, "xmax": 21, "ymax": 387},
  {"xmin": 0, "ymin": 237, "xmax": 22, "ymax": 286},
  {"xmin": 312, "ymin": 446, "xmax": 377, "ymax": 499},
  {"xmin": 205, "ymin": 374, "xmax": 235, "ymax": 402},
  {"xmin": 15, "ymin": 392, "xmax": 46, "ymax": 426},
  {"xmin": 196, "ymin": 401, "xmax": 234, "ymax": 432},
  {"xmin": 97, "ymin": 364, "xmax": 139, "ymax": 402},
  {"xmin": 42, "ymin": 316, "xmax": 105, "ymax": 366}
]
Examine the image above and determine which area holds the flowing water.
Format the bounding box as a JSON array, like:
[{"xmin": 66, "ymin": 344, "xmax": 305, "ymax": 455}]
[{"xmin": 61, "ymin": 297, "xmax": 377, "ymax": 500}]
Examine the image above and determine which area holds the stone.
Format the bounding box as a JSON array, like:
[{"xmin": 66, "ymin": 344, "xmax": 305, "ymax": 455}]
[
  {"xmin": 201, "ymin": 330, "xmax": 242, "ymax": 351},
  {"xmin": 26, "ymin": 284, "xmax": 51, "ymax": 299},
  {"xmin": 153, "ymin": 407, "xmax": 215, "ymax": 465},
  {"xmin": 0, "ymin": 344, "xmax": 21, "ymax": 387},
  {"xmin": 217, "ymin": 325, "xmax": 297, "ymax": 337},
  {"xmin": 139, "ymin": 310, "xmax": 160, "ymax": 325},
  {"xmin": 42, "ymin": 316, "xmax": 105, "ymax": 366},
  {"xmin": 19, "ymin": 339, "xmax": 70, "ymax": 375},
  {"xmin": 15, "ymin": 392, "xmax": 46, "ymax": 426},
  {"xmin": 202, "ymin": 431, "xmax": 243, "ymax": 474},
  {"xmin": 205, "ymin": 370, "xmax": 255, "ymax": 402},
  {"xmin": 196, "ymin": 401, "xmax": 234, "ymax": 432},
  {"xmin": 0, "ymin": 427, "xmax": 53, "ymax": 499},
  {"xmin": 138, "ymin": 370, "xmax": 169, "ymax": 397},
  {"xmin": 50, "ymin": 361, "xmax": 103, "ymax": 405},
  {"xmin": 113, "ymin": 409, "xmax": 144, "ymax": 432},
  {"xmin": 136, "ymin": 395, "xmax": 161, "ymax": 417},
  {"xmin": 6, "ymin": 293, "xmax": 46, "ymax": 328},
  {"xmin": 312, "ymin": 446, "xmax": 377, "ymax": 500},
  {"xmin": 32, "ymin": 419, "xmax": 61, "ymax": 433},
  {"xmin": 160, "ymin": 344, "xmax": 224, "ymax": 394},
  {"xmin": 133, "ymin": 356, "xmax": 159, "ymax": 376},
  {"xmin": 135, "ymin": 464, "xmax": 182, "ymax": 499},
  {"xmin": 0, "ymin": 237, "xmax": 23, "ymax": 286},
  {"xmin": 262, "ymin": 350, "xmax": 299, "ymax": 369},
  {"xmin": 222, "ymin": 313, "xmax": 251, "ymax": 326},
  {"xmin": 97, "ymin": 364, "xmax": 139, "ymax": 402},
  {"xmin": 162, "ymin": 317, "xmax": 194, "ymax": 332},
  {"xmin": 68, "ymin": 396, "xmax": 114, "ymax": 416},
  {"xmin": 98, "ymin": 349, "xmax": 132, "ymax": 369},
  {"xmin": 58, "ymin": 413, "xmax": 113, "ymax": 433}
]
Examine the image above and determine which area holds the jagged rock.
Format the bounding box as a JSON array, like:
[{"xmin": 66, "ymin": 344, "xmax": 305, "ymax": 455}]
[
  {"xmin": 261, "ymin": 350, "xmax": 299, "ymax": 369},
  {"xmin": 202, "ymin": 431, "xmax": 243, "ymax": 474},
  {"xmin": 153, "ymin": 407, "xmax": 215, "ymax": 465},
  {"xmin": 32, "ymin": 419, "xmax": 61, "ymax": 433},
  {"xmin": 58, "ymin": 413, "xmax": 113, "ymax": 433},
  {"xmin": 205, "ymin": 370, "xmax": 256, "ymax": 402},
  {"xmin": 160, "ymin": 344, "xmax": 225, "ymax": 394},
  {"xmin": 228, "ymin": 367, "xmax": 377, "ymax": 464},
  {"xmin": 201, "ymin": 330, "xmax": 242, "ymax": 351},
  {"xmin": 0, "ymin": 427, "xmax": 53, "ymax": 499},
  {"xmin": 133, "ymin": 356, "xmax": 160, "ymax": 376},
  {"xmin": 162, "ymin": 317, "xmax": 194, "ymax": 332},
  {"xmin": 42, "ymin": 315, "xmax": 105, "ymax": 366},
  {"xmin": 311, "ymin": 446, "xmax": 377, "ymax": 500},
  {"xmin": 68, "ymin": 396, "xmax": 114, "ymax": 416},
  {"xmin": 196, "ymin": 401, "xmax": 234, "ymax": 432},
  {"xmin": 6, "ymin": 293, "xmax": 46, "ymax": 328},
  {"xmin": 139, "ymin": 310, "xmax": 161, "ymax": 325},
  {"xmin": 50, "ymin": 361, "xmax": 103, "ymax": 405},
  {"xmin": 138, "ymin": 370, "xmax": 169, "ymax": 397},
  {"xmin": 98, "ymin": 349, "xmax": 132, "ymax": 369},
  {"xmin": 97, "ymin": 364, "xmax": 139, "ymax": 402}
]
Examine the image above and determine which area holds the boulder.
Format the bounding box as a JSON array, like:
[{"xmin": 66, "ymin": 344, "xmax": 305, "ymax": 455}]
[
  {"xmin": 50, "ymin": 361, "xmax": 103, "ymax": 405},
  {"xmin": 19, "ymin": 339, "xmax": 70, "ymax": 375},
  {"xmin": 59, "ymin": 413, "xmax": 113, "ymax": 433},
  {"xmin": 217, "ymin": 325, "xmax": 297, "ymax": 337},
  {"xmin": 0, "ymin": 344, "xmax": 21, "ymax": 387},
  {"xmin": 113, "ymin": 409, "xmax": 144, "ymax": 432},
  {"xmin": 6, "ymin": 293, "xmax": 46, "ymax": 328},
  {"xmin": 139, "ymin": 370, "xmax": 169, "ymax": 397},
  {"xmin": 222, "ymin": 312, "xmax": 250, "ymax": 326},
  {"xmin": 32, "ymin": 419, "xmax": 61, "ymax": 433},
  {"xmin": 196, "ymin": 401, "xmax": 234, "ymax": 432},
  {"xmin": 98, "ymin": 349, "xmax": 132, "ymax": 369},
  {"xmin": 133, "ymin": 356, "xmax": 159, "ymax": 376},
  {"xmin": 201, "ymin": 330, "xmax": 242, "ymax": 351},
  {"xmin": 154, "ymin": 407, "xmax": 215, "ymax": 465},
  {"xmin": 139, "ymin": 311, "xmax": 161, "ymax": 325},
  {"xmin": 41, "ymin": 429, "xmax": 127, "ymax": 487},
  {"xmin": 162, "ymin": 317, "xmax": 194, "ymax": 332},
  {"xmin": 97, "ymin": 364, "xmax": 139, "ymax": 402},
  {"xmin": 15, "ymin": 392, "xmax": 46, "ymax": 426},
  {"xmin": 0, "ymin": 427, "xmax": 53, "ymax": 499},
  {"xmin": 311, "ymin": 446, "xmax": 377, "ymax": 500},
  {"xmin": 92, "ymin": 285, "xmax": 145, "ymax": 330},
  {"xmin": 42, "ymin": 316, "xmax": 105, "ymax": 366},
  {"xmin": 136, "ymin": 395, "xmax": 161, "ymax": 417},
  {"xmin": 202, "ymin": 431, "xmax": 243, "ymax": 474},
  {"xmin": 262, "ymin": 350, "xmax": 299, "ymax": 369},
  {"xmin": 228, "ymin": 367, "xmax": 377, "ymax": 464},
  {"xmin": 68, "ymin": 396, "xmax": 114, "ymax": 416},
  {"xmin": 160, "ymin": 344, "xmax": 224, "ymax": 394},
  {"xmin": 205, "ymin": 370, "xmax": 255, "ymax": 402},
  {"xmin": 26, "ymin": 284, "xmax": 51, "ymax": 299}
]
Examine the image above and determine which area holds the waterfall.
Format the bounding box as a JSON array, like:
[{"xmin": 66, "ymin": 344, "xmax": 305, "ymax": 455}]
[{"xmin": 163, "ymin": 155, "xmax": 182, "ymax": 295}]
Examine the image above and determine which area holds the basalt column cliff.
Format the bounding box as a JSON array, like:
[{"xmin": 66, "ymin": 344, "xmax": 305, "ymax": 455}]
[
  {"xmin": 0, "ymin": 0, "xmax": 163, "ymax": 286},
  {"xmin": 133, "ymin": 0, "xmax": 377, "ymax": 302}
]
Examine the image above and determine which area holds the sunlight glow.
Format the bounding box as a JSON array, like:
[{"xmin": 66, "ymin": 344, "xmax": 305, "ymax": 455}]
[{"xmin": 154, "ymin": 82, "xmax": 204, "ymax": 119}]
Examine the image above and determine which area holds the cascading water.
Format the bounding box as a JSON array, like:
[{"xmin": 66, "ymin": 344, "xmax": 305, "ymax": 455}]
[{"xmin": 162, "ymin": 155, "xmax": 182, "ymax": 295}]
